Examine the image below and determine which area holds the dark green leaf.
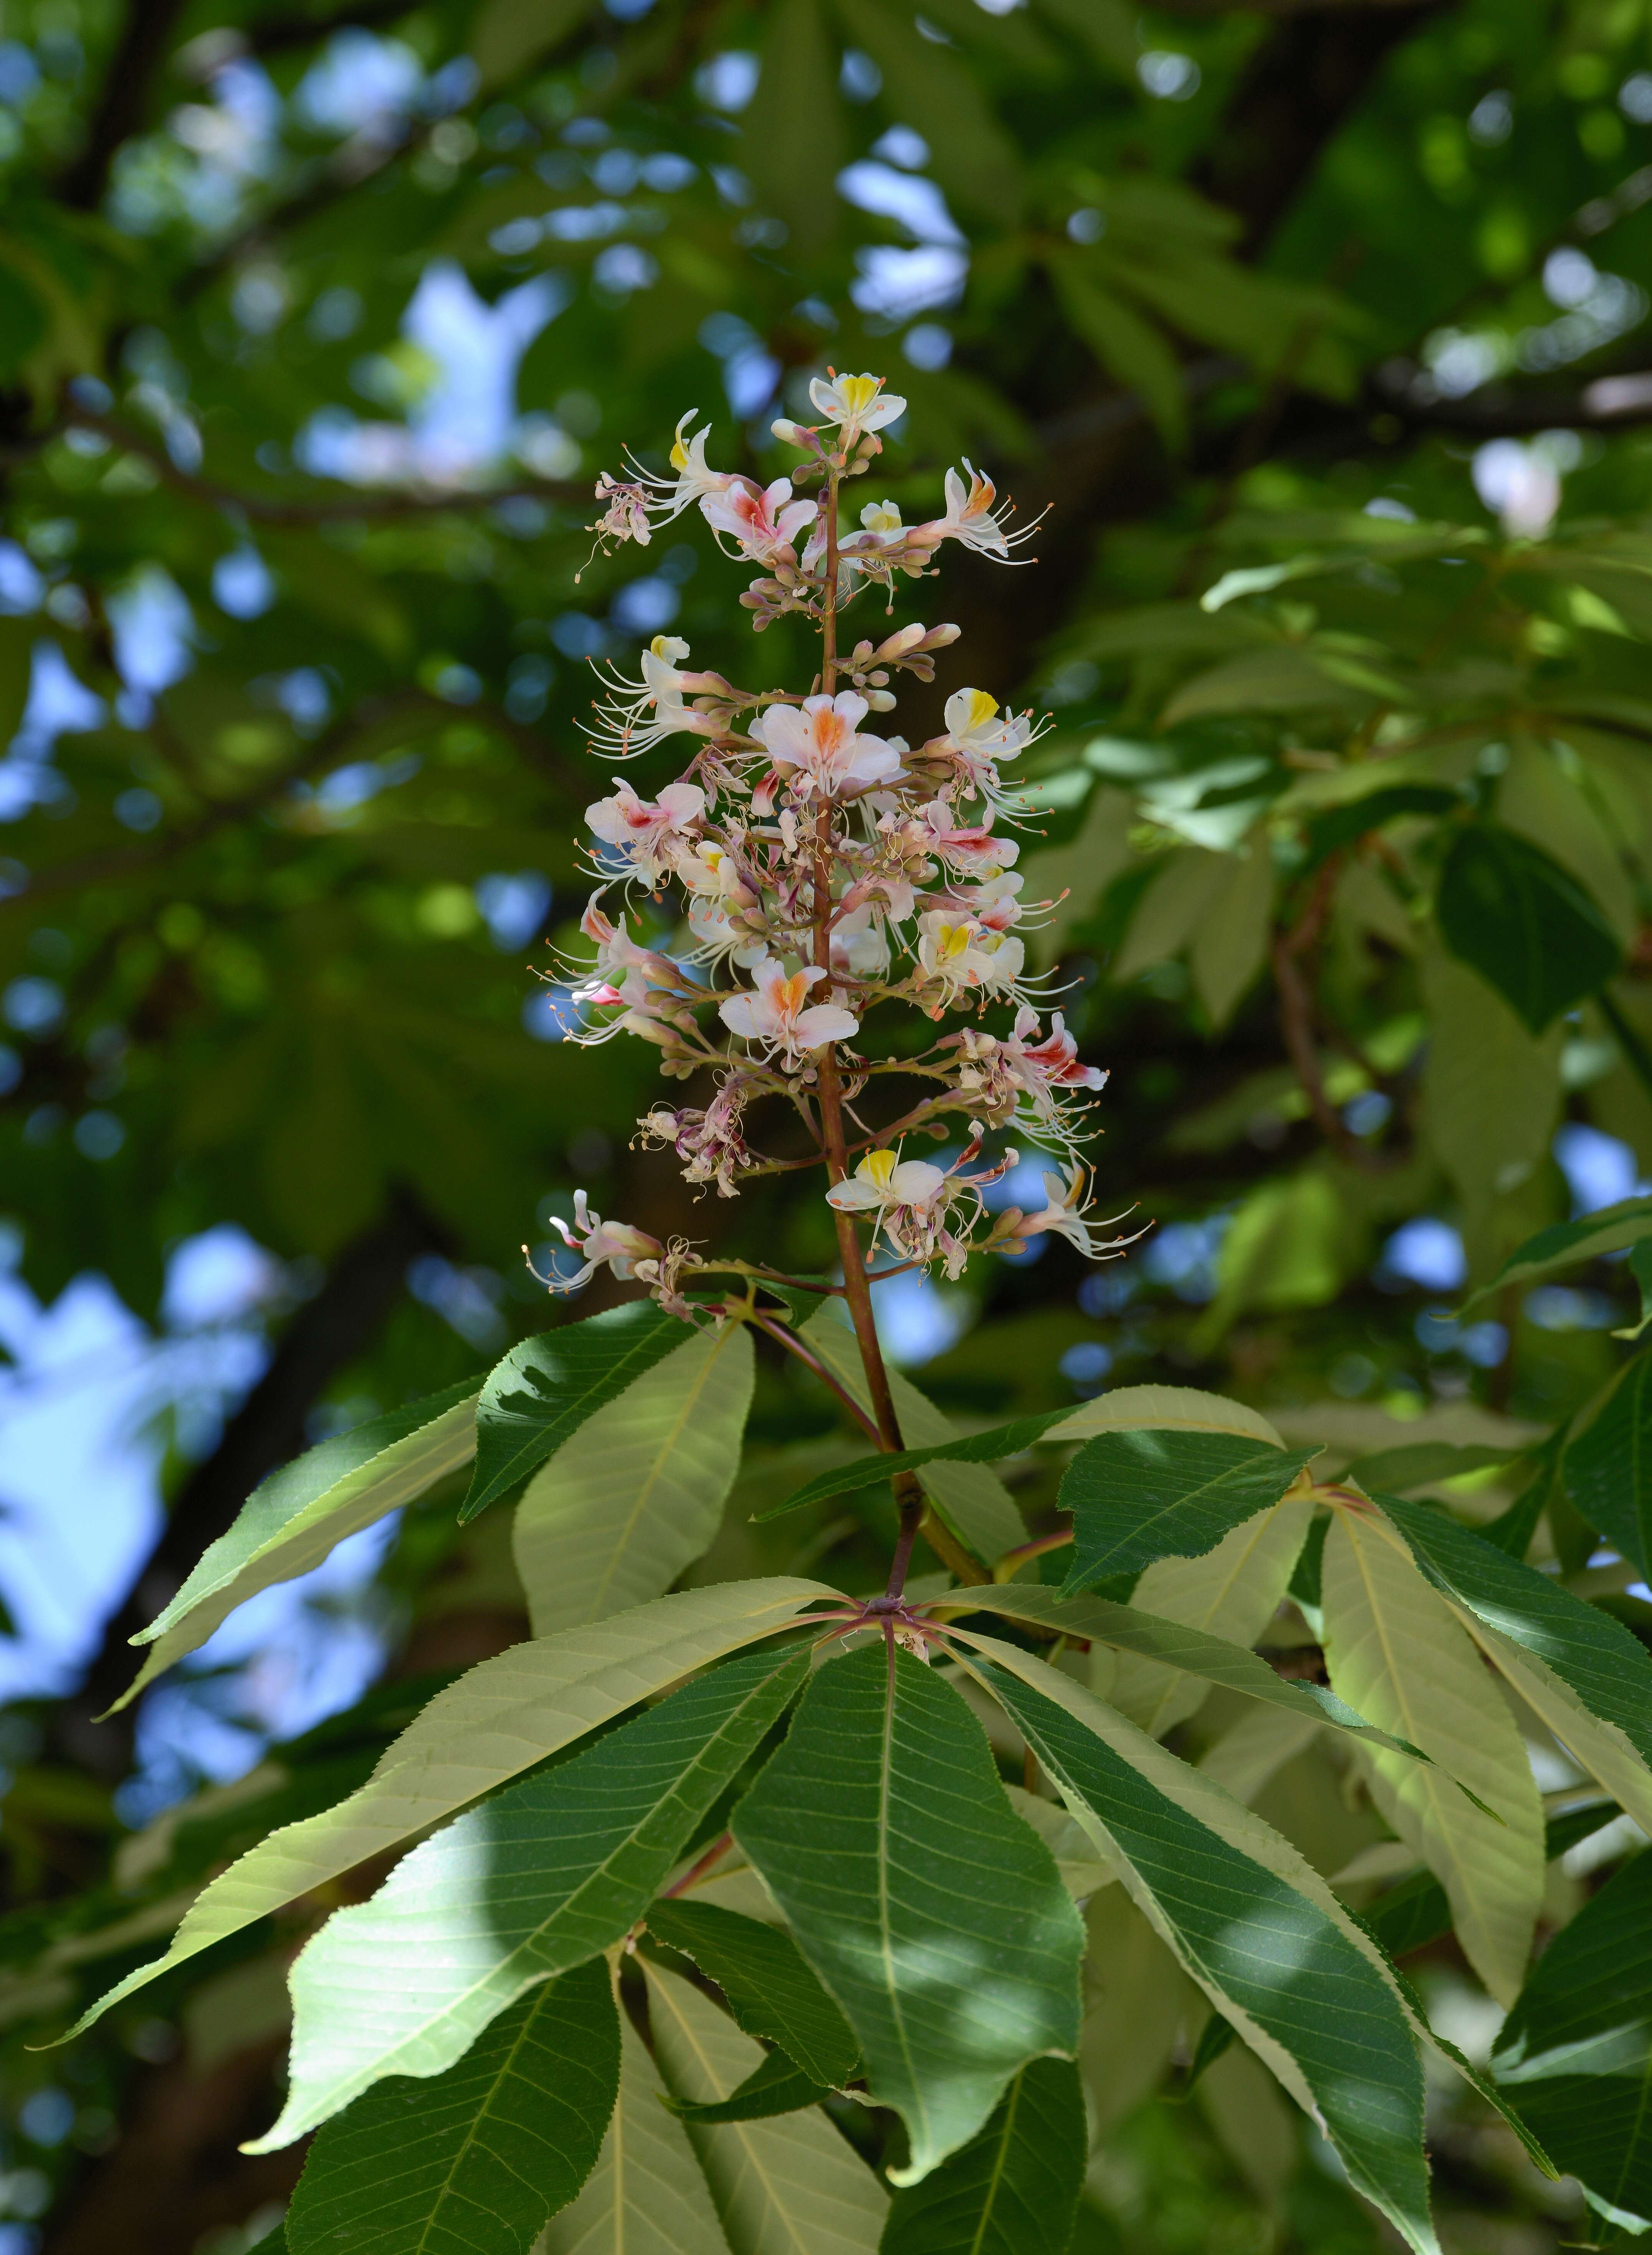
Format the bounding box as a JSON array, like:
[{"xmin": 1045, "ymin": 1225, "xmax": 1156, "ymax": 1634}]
[
  {"xmin": 1493, "ymin": 1846, "xmax": 1652, "ymax": 2228},
  {"xmin": 461, "ymin": 1302, "xmax": 685, "ymax": 1520},
  {"xmin": 252, "ymin": 1640, "xmax": 812, "ymax": 2146},
  {"xmin": 732, "ymin": 1643, "xmax": 1084, "ymax": 2184},
  {"xmin": 981, "ymin": 1659, "xmax": 1435, "ymax": 2252},
  {"xmin": 1304, "ymin": 786, "xmax": 1460, "ymax": 867},
  {"xmin": 756, "ymin": 1408, "xmax": 1076, "ymax": 1521},
  {"xmin": 1058, "ymin": 1429, "xmax": 1317, "ymax": 1594},
  {"xmin": 287, "ymin": 1961, "xmax": 619, "ymax": 2255},
  {"xmin": 1462, "ymin": 1192, "xmax": 1652, "ymax": 1311},
  {"xmin": 878, "ymin": 2056, "xmax": 1086, "ymax": 2255},
  {"xmin": 1169, "ymin": 2013, "xmax": 1237, "ymax": 2101},
  {"xmin": 1564, "ymin": 1352, "xmax": 1652, "ymax": 1576},
  {"xmin": 1381, "ymin": 1496, "xmax": 1652, "ymax": 1772},
  {"xmin": 644, "ymin": 1899, "xmax": 858, "ymax": 2086},
  {"xmin": 1436, "ymin": 824, "xmax": 1621, "ymax": 1035},
  {"xmin": 0, "ymin": 618, "xmax": 31, "ymax": 751},
  {"xmin": 744, "ymin": 0, "xmax": 847, "ymax": 254},
  {"xmin": 0, "ymin": 261, "xmax": 47, "ymax": 375},
  {"xmin": 663, "ymin": 2045, "xmax": 830, "ymax": 2124}
]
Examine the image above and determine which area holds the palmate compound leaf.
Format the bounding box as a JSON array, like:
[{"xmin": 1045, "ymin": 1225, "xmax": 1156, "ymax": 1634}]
[
  {"xmin": 542, "ymin": 1990, "xmax": 729, "ymax": 2255},
  {"xmin": 1435, "ymin": 823, "xmax": 1621, "ymax": 1036},
  {"xmin": 111, "ymin": 1379, "xmax": 480, "ymax": 1712},
  {"xmin": 461, "ymin": 1300, "xmax": 688, "ymax": 1521},
  {"xmin": 643, "ymin": 1900, "xmax": 859, "ymax": 2088},
  {"xmin": 1491, "ymin": 1844, "xmax": 1652, "ymax": 2232},
  {"xmin": 285, "ymin": 1957, "xmax": 619, "ymax": 2255},
  {"xmin": 513, "ymin": 1321, "xmax": 755, "ymax": 1636},
  {"xmin": 642, "ymin": 1958, "xmax": 889, "ymax": 2255},
  {"xmin": 1320, "ymin": 1509, "xmax": 1546, "ymax": 2008},
  {"xmin": 957, "ymin": 1640, "xmax": 1439, "ymax": 2255},
  {"xmin": 730, "ymin": 1642, "xmax": 1085, "ymax": 2186},
  {"xmin": 958, "ymin": 1584, "xmax": 1430, "ymax": 1761},
  {"xmin": 1377, "ymin": 1496, "xmax": 1652, "ymax": 1834},
  {"xmin": 1058, "ymin": 1429, "xmax": 1319, "ymax": 1595},
  {"xmin": 876, "ymin": 2055, "xmax": 1087, "ymax": 2255},
  {"xmin": 249, "ymin": 1640, "xmax": 813, "ymax": 2149},
  {"xmin": 1563, "ymin": 1347, "xmax": 1652, "ymax": 1577},
  {"xmin": 66, "ymin": 1579, "xmax": 834, "ymax": 2040}
]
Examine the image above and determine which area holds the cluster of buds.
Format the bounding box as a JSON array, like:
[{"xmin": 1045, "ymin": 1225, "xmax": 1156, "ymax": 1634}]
[{"xmin": 539, "ymin": 371, "xmax": 1133, "ymax": 1310}]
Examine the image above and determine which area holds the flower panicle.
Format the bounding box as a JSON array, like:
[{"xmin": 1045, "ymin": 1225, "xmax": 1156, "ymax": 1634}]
[{"xmin": 534, "ymin": 375, "xmax": 1131, "ymax": 1315}]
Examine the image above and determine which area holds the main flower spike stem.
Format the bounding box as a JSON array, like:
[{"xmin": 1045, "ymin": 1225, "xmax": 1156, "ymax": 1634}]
[{"xmin": 807, "ymin": 458, "xmax": 974, "ymax": 1600}]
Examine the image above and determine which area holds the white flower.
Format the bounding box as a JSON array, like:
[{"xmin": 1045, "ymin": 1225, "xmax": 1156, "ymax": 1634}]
[
  {"xmin": 701, "ymin": 475, "xmax": 818, "ymax": 561},
  {"xmin": 825, "ymin": 1145, "xmax": 982, "ymax": 1279},
  {"xmin": 719, "ymin": 953, "xmax": 860, "ymax": 1064},
  {"xmin": 915, "ymin": 911, "xmax": 1024, "ymax": 1003},
  {"xmin": 808, "ymin": 371, "xmax": 907, "ymax": 444},
  {"xmin": 753, "ymin": 692, "xmax": 904, "ymax": 799},
  {"xmin": 938, "ymin": 461, "xmax": 1029, "ymax": 558},
  {"xmin": 544, "ymin": 1191, "xmax": 665, "ymax": 1290},
  {"xmin": 1007, "ymin": 1165, "xmax": 1141, "ymax": 1260},
  {"xmin": 861, "ymin": 499, "xmax": 903, "ymax": 532},
  {"xmin": 586, "ymin": 778, "xmax": 705, "ymax": 880},
  {"xmin": 586, "ymin": 635, "xmax": 712, "ymax": 757}
]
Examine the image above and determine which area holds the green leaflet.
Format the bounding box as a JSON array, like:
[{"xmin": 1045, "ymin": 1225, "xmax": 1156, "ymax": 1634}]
[
  {"xmin": 542, "ymin": 2002, "xmax": 728, "ymax": 2255},
  {"xmin": 1461, "ymin": 1191, "xmax": 1652, "ymax": 1312},
  {"xmin": 644, "ymin": 1900, "xmax": 858, "ymax": 2087},
  {"xmin": 971, "ymin": 1650, "xmax": 1437, "ymax": 2255},
  {"xmin": 1320, "ymin": 1512, "xmax": 1545, "ymax": 2008},
  {"xmin": 877, "ymin": 2056, "xmax": 1087, "ymax": 2255},
  {"xmin": 1564, "ymin": 1350, "xmax": 1652, "ymax": 1576},
  {"xmin": 1379, "ymin": 1496, "xmax": 1652, "ymax": 1780},
  {"xmin": 513, "ymin": 1322, "xmax": 754, "ymax": 1635},
  {"xmin": 251, "ymin": 1641, "xmax": 812, "ymax": 2148},
  {"xmin": 731, "ymin": 1643, "xmax": 1085, "ymax": 2186},
  {"xmin": 665, "ymin": 2046, "xmax": 830, "ymax": 2125},
  {"xmin": 462, "ymin": 1301, "xmax": 687, "ymax": 1520},
  {"xmin": 66, "ymin": 1579, "xmax": 833, "ymax": 2041},
  {"xmin": 1359, "ymin": 1802, "xmax": 1621, "ymax": 1964},
  {"xmin": 1492, "ymin": 1846, "xmax": 1652, "ymax": 2230},
  {"xmin": 1058, "ymin": 1429, "xmax": 1318, "ymax": 1594},
  {"xmin": 959, "ymin": 1585, "xmax": 1427, "ymax": 1760},
  {"xmin": 799, "ymin": 1305, "xmax": 1025, "ymax": 1565},
  {"xmin": 1435, "ymin": 823, "xmax": 1621, "ymax": 1036},
  {"xmin": 285, "ymin": 1958, "xmax": 619, "ymax": 2255},
  {"xmin": 643, "ymin": 1959, "xmax": 889, "ymax": 2255},
  {"xmin": 1102, "ymin": 1495, "xmax": 1313, "ymax": 1737},
  {"xmin": 756, "ymin": 1407, "xmax": 1073, "ymax": 1524},
  {"xmin": 112, "ymin": 1379, "xmax": 479, "ymax": 1711}
]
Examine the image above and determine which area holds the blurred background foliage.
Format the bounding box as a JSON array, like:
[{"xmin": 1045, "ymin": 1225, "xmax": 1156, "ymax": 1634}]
[{"xmin": 5, "ymin": 0, "xmax": 1652, "ymax": 2246}]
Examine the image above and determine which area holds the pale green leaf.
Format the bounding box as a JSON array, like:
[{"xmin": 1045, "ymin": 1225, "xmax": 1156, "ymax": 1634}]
[
  {"xmin": 542, "ymin": 2000, "xmax": 729, "ymax": 2255},
  {"xmin": 876, "ymin": 2055, "xmax": 1086, "ymax": 2255},
  {"xmin": 252, "ymin": 1642, "xmax": 811, "ymax": 2148},
  {"xmin": 67, "ymin": 1579, "xmax": 833, "ymax": 2039},
  {"xmin": 114, "ymin": 1381, "xmax": 478, "ymax": 1711},
  {"xmin": 1462, "ymin": 1193, "xmax": 1652, "ymax": 1311},
  {"xmin": 1160, "ymin": 648, "xmax": 1381, "ymax": 730},
  {"xmin": 472, "ymin": 0, "xmax": 593, "ymax": 86},
  {"xmin": 1050, "ymin": 261, "xmax": 1187, "ymax": 449},
  {"xmin": 643, "ymin": 1959, "xmax": 888, "ymax": 2255},
  {"xmin": 1188, "ymin": 838, "xmax": 1275, "ymax": 1030},
  {"xmin": 1052, "ymin": 1384, "xmax": 1286, "ymax": 1449},
  {"xmin": 1113, "ymin": 852, "xmax": 1228, "ymax": 985},
  {"xmin": 732, "ymin": 1643, "xmax": 1084, "ymax": 2185},
  {"xmin": 744, "ymin": 0, "xmax": 847, "ymax": 255},
  {"xmin": 1106, "ymin": 1494, "xmax": 1314, "ymax": 1736},
  {"xmin": 1320, "ymin": 1511, "xmax": 1545, "ymax": 2007},
  {"xmin": 799, "ymin": 1306, "xmax": 1025, "ymax": 1564},
  {"xmin": 963, "ymin": 1640, "xmax": 1439, "ymax": 2255},
  {"xmin": 514, "ymin": 1323, "xmax": 754, "ymax": 1636},
  {"xmin": 286, "ymin": 1959, "xmax": 619, "ymax": 2255},
  {"xmin": 1381, "ymin": 1496, "xmax": 1652, "ymax": 1833}
]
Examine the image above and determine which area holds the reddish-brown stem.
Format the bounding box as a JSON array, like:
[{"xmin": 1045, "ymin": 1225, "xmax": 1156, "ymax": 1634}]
[
  {"xmin": 992, "ymin": 1529, "xmax": 1075, "ymax": 1582},
  {"xmin": 660, "ymin": 1829, "xmax": 733, "ymax": 1899},
  {"xmin": 746, "ymin": 1306, "xmax": 883, "ymax": 1446}
]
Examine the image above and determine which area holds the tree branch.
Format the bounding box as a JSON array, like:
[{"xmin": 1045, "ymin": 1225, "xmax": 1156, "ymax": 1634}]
[{"xmin": 58, "ymin": 0, "xmax": 193, "ymax": 211}]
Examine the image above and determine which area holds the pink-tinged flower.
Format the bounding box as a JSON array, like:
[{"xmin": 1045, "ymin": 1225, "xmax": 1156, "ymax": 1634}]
[
  {"xmin": 918, "ymin": 801, "xmax": 1019, "ymax": 880},
  {"xmin": 719, "ymin": 953, "xmax": 859, "ymax": 1064},
  {"xmin": 1005, "ymin": 1165, "xmax": 1143, "ymax": 1260},
  {"xmin": 825, "ymin": 1143, "xmax": 987, "ymax": 1279},
  {"xmin": 1011, "ymin": 1008, "xmax": 1107, "ymax": 1100},
  {"xmin": 701, "ymin": 476, "xmax": 819, "ymax": 562},
  {"xmin": 586, "ymin": 778, "xmax": 705, "ymax": 880},
  {"xmin": 640, "ymin": 1074, "xmax": 754, "ymax": 1198},
  {"xmin": 754, "ymin": 692, "xmax": 903, "ymax": 799},
  {"xmin": 586, "ymin": 636, "xmax": 734, "ymax": 758},
  {"xmin": 591, "ymin": 475, "xmax": 653, "ymax": 551},
  {"xmin": 577, "ymin": 900, "xmax": 690, "ymax": 994},
  {"xmin": 543, "ymin": 1191, "xmax": 665, "ymax": 1290},
  {"xmin": 809, "ymin": 371, "xmax": 907, "ymax": 445},
  {"xmin": 915, "ymin": 911, "xmax": 1025, "ymax": 1005},
  {"xmin": 938, "ymin": 462, "xmax": 1035, "ymax": 559}
]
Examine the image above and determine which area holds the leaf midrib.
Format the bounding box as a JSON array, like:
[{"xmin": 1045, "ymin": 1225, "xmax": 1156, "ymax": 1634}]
[{"xmin": 585, "ymin": 1329, "xmax": 735, "ymax": 1621}]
